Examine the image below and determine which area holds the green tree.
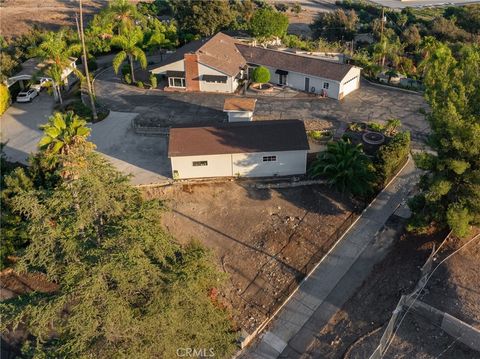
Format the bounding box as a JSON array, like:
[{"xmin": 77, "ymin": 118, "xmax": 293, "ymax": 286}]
[
  {"xmin": 310, "ymin": 9, "xmax": 358, "ymax": 41},
  {"xmin": 408, "ymin": 44, "xmax": 480, "ymax": 237},
  {"xmin": 108, "ymin": 0, "xmax": 139, "ymax": 34},
  {"xmin": 34, "ymin": 31, "xmax": 82, "ymax": 105},
  {"xmin": 0, "ymin": 122, "xmax": 237, "ymax": 358},
  {"xmin": 249, "ymin": 8, "xmax": 289, "ymax": 39},
  {"xmin": 251, "ymin": 66, "xmax": 270, "ymax": 83},
  {"xmin": 0, "ymin": 83, "xmax": 10, "ymax": 115},
  {"xmin": 170, "ymin": 0, "xmax": 235, "ymax": 37},
  {"xmin": 112, "ymin": 28, "xmax": 147, "ymax": 83},
  {"xmin": 310, "ymin": 140, "xmax": 375, "ymax": 196}
]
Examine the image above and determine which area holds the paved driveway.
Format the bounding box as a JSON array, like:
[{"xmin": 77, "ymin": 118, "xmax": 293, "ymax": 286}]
[{"xmin": 95, "ymin": 67, "xmax": 430, "ymax": 144}]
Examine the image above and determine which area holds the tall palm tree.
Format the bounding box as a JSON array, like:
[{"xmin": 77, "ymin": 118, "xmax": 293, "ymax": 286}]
[
  {"xmin": 112, "ymin": 28, "xmax": 147, "ymax": 83},
  {"xmin": 108, "ymin": 0, "xmax": 138, "ymax": 34},
  {"xmin": 310, "ymin": 140, "xmax": 375, "ymax": 196},
  {"xmin": 38, "ymin": 112, "xmax": 90, "ymax": 155},
  {"xmin": 34, "ymin": 31, "xmax": 82, "ymax": 105}
]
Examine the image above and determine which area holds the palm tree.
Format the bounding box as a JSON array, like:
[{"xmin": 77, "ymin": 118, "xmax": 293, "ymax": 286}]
[
  {"xmin": 34, "ymin": 31, "xmax": 82, "ymax": 105},
  {"xmin": 38, "ymin": 112, "xmax": 90, "ymax": 155},
  {"xmin": 112, "ymin": 28, "xmax": 147, "ymax": 83},
  {"xmin": 310, "ymin": 140, "xmax": 375, "ymax": 196},
  {"xmin": 108, "ymin": 0, "xmax": 138, "ymax": 34}
]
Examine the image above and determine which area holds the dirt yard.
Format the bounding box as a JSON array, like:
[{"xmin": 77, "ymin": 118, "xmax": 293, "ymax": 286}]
[
  {"xmin": 302, "ymin": 226, "xmax": 480, "ymax": 359},
  {"xmin": 0, "ymin": 0, "xmax": 147, "ymax": 38},
  {"xmin": 144, "ymin": 181, "xmax": 355, "ymax": 334}
]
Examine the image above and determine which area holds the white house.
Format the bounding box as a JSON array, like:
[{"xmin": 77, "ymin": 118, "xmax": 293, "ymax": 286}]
[
  {"xmin": 223, "ymin": 97, "xmax": 257, "ymax": 122},
  {"xmin": 151, "ymin": 32, "xmax": 361, "ymax": 99},
  {"xmin": 168, "ymin": 120, "xmax": 309, "ymax": 179},
  {"xmin": 150, "ymin": 32, "xmax": 246, "ymax": 93},
  {"xmin": 237, "ymin": 44, "xmax": 361, "ymax": 100}
]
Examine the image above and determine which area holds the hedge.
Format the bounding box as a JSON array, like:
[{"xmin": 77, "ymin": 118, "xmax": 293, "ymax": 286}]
[
  {"xmin": 0, "ymin": 84, "xmax": 10, "ymax": 115},
  {"xmin": 375, "ymin": 131, "xmax": 411, "ymax": 186}
]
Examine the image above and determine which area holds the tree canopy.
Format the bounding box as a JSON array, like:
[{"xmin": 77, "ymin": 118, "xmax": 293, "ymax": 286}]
[
  {"xmin": 0, "ymin": 112, "xmax": 237, "ymax": 358},
  {"xmin": 249, "ymin": 8, "xmax": 289, "ymax": 39},
  {"xmin": 409, "ymin": 43, "xmax": 480, "ymax": 237}
]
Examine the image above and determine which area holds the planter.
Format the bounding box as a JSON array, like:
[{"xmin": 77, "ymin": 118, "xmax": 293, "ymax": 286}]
[
  {"xmin": 249, "ymin": 82, "xmax": 274, "ymax": 93},
  {"xmin": 362, "ymin": 131, "xmax": 385, "ymax": 145}
]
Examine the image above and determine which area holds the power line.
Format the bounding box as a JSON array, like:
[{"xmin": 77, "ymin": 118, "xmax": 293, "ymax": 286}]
[{"xmin": 381, "ymin": 232, "xmax": 480, "ymax": 358}]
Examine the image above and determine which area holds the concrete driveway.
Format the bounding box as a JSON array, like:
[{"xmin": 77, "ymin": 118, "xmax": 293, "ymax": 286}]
[
  {"xmin": 0, "ymin": 92, "xmax": 53, "ymax": 164},
  {"xmin": 0, "ymin": 93, "xmax": 170, "ymax": 185},
  {"xmin": 95, "ymin": 67, "xmax": 430, "ymax": 145}
]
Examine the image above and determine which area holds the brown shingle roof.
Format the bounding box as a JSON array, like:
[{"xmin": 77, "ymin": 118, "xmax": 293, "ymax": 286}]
[
  {"xmin": 236, "ymin": 44, "xmax": 354, "ymax": 82},
  {"xmin": 168, "ymin": 120, "xmax": 309, "ymax": 157},
  {"xmin": 154, "ymin": 33, "xmax": 246, "ymax": 77},
  {"xmin": 223, "ymin": 97, "xmax": 257, "ymax": 112}
]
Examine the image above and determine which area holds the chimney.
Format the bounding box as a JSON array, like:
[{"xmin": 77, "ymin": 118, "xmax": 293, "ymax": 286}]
[{"xmin": 184, "ymin": 53, "xmax": 200, "ymax": 92}]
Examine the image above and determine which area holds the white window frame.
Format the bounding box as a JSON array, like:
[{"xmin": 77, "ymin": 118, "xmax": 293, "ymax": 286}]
[
  {"xmin": 192, "ymin": 160, "xmax": 208, "ymax": 167},
  {"xmin": 169, "ymin": 77, "xmax": 186, "ymax": 88},
  {"xmin": 262, "ymin": 155, "xmax": 277, "ymax": 162}
]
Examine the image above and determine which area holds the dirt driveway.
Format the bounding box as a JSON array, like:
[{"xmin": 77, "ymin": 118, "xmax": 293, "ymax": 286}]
[
  {"xmin": 95, "ymin": 67, "xmax": 430, "ymax": 146},
  {"xmin": 145, "ymin": 181, "xmax": 355, "ymax": 335}
]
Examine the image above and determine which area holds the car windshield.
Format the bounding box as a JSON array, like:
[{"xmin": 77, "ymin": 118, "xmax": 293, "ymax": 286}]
[{"xmin": 17, "ymin": 93, "xmax": 27, "ymax": 97}]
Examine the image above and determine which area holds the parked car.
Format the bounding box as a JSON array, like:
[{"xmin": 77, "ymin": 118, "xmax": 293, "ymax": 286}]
[
  {"xmin": 16, "ymin": 88, "xmax": 38, "ymax": 103},
  {"xmin": 30, "ymin": 77, "xmax": 49, "ymax": 92}
]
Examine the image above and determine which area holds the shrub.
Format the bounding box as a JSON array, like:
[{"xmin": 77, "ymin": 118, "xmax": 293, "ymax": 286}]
[
  {"xmin": 291, "ymin": 3, "xmax": 302, "ymax": 14},
  {"xmin": 87, "ymin": 58, "xmax": 98, "ymax": 72},
  {"xmin": 0, "ymin": 84, "xmax": 10, "ymax": 115},
  {"xmin": 137, "ymin": 81, "xmax": 144, "ymax": 88},
  {"xmin": 368, "ymin": 121, "xmax": 385, "ymax": 132},
  {"xmin": 308, "ymin": 130, "xmax": 331, "ymax": 141},
  {"xmin": 124, "ymin": 73, "xmax": 132, "ymax": 84},
  {"xmin": 251, "ymin": 66, "xmax": 270, "ymax": 83},
  {"xmin": 150, "ymin": 74, "xmax": 158, "ymax": 89},
  {"xmin": 375, "ymin": 132, "xmax": 411, "ymax": 186}
]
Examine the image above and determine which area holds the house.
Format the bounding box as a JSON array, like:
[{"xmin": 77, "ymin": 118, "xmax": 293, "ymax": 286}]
[
  {"xmin": 223, "ymin": 97, "xmax": 257, "ymax": 122},
  {"xmin": 168, "ymin": 120, "xmax": 309, "ymax": 179},
  {"xmin": 6, "ymin": 57, "xmax": 78, "ymax": 97},
  {"xmin": 150, "ymin": 32, "xmax": 361, "ymax": 99},
  {"xmin": 237, "ymin": 44, "xmax": 361, "ymax": 100},
  {"xmin": 150, "ymin": 32, "xmax": 246, "ymax": 93}
]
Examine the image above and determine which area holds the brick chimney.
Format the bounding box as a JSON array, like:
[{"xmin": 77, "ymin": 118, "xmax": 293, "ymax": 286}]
[{"xmin": 184, "ymin": 53, "xmax": 200, "ymax": 92}]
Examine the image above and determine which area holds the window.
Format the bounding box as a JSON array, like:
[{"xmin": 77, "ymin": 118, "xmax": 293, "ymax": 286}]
[
  {"xmin": 192, "ymin": 161, "xmax": 208, "ymax": 167},
  {"xmin": 278, "ymin": 73, "xmax": 287, "ymax": 85},
  {"xmin": 169, "ymin": 77, "xmax": 185, "ymax": 88},
  {"xmin": 323, "ymin": 82, "xmax": 329, "ymax": 89},
  {"xmin": 262, "ymin": 156, "xmax": 277, "ymax": 162}
]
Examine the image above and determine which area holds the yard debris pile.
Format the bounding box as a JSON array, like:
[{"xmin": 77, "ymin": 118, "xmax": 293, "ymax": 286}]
[{"xmin": 145, "ymin": 181, "xmax": 354, "ymax": 333}]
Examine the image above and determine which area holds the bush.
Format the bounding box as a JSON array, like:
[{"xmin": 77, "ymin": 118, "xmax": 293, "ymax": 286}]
[
  {"xmin": 137, "ymin": 81, "xmax": 144, "ymax": 88},
  {"xmin": 87, "ymin": 58, "xmax": 98, "ymax": 72},
  {"xmin": 375, "ymin": 131, "xmax": 411, "ymax": 186},
  {"xmin": 308, "ymin": 130, "xmax": 331, "ymax": 141},
  {"xmin": 0, "ymin": 84, "xmax": 10, "ymax": 115},
  {"xmin": 368, "ymin": 121, "xmax": 385, "ymax": 132},
  {"xmin": 124, "ymin": 73, "xmax": 132, "ymax": 84},
  {"xmin": 291, "ymin": 3, "xmax": 302, "ymax": 14},
  {"xmin": 150, "ymin": 74, "xmax": 158, "ymax": 89},
  {"xmin": 251, "ymin": 66, "xmax": 270, "ymax": 83}
]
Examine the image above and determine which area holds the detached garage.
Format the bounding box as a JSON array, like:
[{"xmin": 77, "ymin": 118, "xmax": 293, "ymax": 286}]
[{"xmin": 168, "ymin": 120, "xmax": 309, "ymax": 179}]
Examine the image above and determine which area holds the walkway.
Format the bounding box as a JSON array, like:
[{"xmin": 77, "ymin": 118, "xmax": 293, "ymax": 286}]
[{"xmin": 242, "ymin": 157, "xmax": 421, "ymax": 358}]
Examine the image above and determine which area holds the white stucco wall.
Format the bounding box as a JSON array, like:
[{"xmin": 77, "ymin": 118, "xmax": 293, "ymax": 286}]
[
  {"xmin": 150, "ymin": 60, "xmax": 185, "ymax": 74},
  {"xmin": 198, "ymin": 63, "xmax": 236, "ymax": 93},
  {"xmin": 170, "ymin": 150, "xmax": 307, "ymax": 179},
  {"xmin": 250, "ymin": 64, "xmax": 341, "ymax": 99},
  {"xmin": 227, "ymin": 111, "xmax": 253, "ymax": 122}
]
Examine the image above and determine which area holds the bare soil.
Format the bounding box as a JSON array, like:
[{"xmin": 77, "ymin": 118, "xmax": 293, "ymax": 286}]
[
  {"xmin": 0, "ymin": 0, "xmax": 147, "ymax": 38},
  {"xmin": 302, "ymin": 227, "xmax": 480, "ymax": 359},
  {"xmin": 144, "ymin": 181, "xmax": 355, "ymax": 334}
]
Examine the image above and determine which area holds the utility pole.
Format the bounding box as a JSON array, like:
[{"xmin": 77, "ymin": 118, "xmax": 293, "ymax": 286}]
[
  {"xmin": 78, "ymin": 0, "xmax": 98, "ymax": 121},
  {"xmin": 380, "ymin": 7, "xmax": 386, "ymax": 67}
]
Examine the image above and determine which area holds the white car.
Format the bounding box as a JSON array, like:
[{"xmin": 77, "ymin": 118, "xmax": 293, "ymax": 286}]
[
  {"xmin": 16, "ymin": 88, "xmax": 38, "ymax": 103},
  {"xmin": 30, "ymin": 78, "xmax": 49, "ymax": 92}
]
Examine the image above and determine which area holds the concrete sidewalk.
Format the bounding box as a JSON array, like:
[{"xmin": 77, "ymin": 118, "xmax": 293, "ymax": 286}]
[{"xmin": 242, "ymin": 157, "xmax": 421, "ymax": 359}]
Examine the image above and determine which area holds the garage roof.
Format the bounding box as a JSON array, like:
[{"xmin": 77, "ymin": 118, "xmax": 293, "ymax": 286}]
[
  {"xmin": 169, "ymin": 120, "xmax": 309, "ymax": 157},
  {"xmin": 237, "ymin": 44, "xmax": 354, "ymax": 82}
]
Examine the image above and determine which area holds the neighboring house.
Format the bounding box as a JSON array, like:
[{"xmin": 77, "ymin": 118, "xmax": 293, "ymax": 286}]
[
  {"xmin": 237, "ymin": 44, "xmax": 361, "ymax": 99},
  {"xmin": 151, "ymin": 32, "xmax": 246, "ymax": 93},
  {"xmin": 223, "ymin": 97, "xmax": 257, "ymax": 122},
  {"xmin": 168, "ymin": 120, "xmax": 309, "ymax": 179},
  {"xmin": 6, "ymin": 57, "xmax": 78, "ymax": 96},
  {"xmin": 151, "ymin": 32, "xmax": 361, "ymax": 99}
]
